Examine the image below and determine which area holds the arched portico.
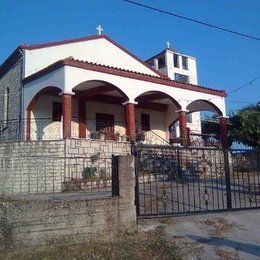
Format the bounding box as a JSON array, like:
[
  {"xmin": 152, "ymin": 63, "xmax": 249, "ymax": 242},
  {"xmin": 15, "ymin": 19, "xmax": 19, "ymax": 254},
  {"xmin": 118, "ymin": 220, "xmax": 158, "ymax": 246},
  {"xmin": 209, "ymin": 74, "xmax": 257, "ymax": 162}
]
[
  {"xmin": 185, "ymin": 99, "xmax": 228, "ymax": 148},
  {"xmin": 71, "ymin": 80, "xmax": 130, "ymax": 140},
  {"xmin": 22, "ymin": 58, "xmax": 227, "ymax": 145},
  {"xmin": 26, "ymin": 86, "xmax": 63, "ymax": 141},
  {"xmin": 133, "ymin": 91, "xmax": 183, "ymax": 144}
]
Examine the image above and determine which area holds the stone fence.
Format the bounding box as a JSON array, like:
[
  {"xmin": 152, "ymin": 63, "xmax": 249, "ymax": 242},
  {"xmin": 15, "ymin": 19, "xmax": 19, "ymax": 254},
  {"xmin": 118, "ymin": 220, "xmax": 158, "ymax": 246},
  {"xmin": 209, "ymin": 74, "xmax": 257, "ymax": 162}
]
[
  {"xmin": 0, "ymin": 139, "xmax": 131, "ymax": 196},
  {"xmin": 0, "ymin": 155, "xmax": 136, "ymax": 250}
]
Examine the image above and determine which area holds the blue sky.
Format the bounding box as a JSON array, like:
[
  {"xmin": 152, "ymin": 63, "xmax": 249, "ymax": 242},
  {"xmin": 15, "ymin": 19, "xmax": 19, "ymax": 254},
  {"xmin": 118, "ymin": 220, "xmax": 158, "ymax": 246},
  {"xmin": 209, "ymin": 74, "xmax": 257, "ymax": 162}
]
[{"xmin": 0, "ymin": 0, "xmax": 259, "ymax": 113}]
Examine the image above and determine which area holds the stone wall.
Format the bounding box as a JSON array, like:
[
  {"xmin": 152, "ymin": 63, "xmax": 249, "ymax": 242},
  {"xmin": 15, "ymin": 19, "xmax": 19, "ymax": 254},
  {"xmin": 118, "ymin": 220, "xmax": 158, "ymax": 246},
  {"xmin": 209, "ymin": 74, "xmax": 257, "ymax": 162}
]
[
  {"xmin": 0, "ymin": 155, "xmax": 136, "ymax": 250},
  {"xmin": 0, "ymin": 139, "xmax": 131, "ymax": 196},
  {"xmin": 0, "ymin": 58, "xmax": 23, "ymax": 140}
]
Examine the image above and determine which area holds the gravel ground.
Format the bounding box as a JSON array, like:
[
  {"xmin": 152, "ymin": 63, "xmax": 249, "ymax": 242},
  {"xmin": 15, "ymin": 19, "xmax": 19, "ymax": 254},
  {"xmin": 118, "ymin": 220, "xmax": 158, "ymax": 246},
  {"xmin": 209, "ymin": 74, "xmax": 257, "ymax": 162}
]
[{"xmin": 139, "ymin": 209, "xmax": 260, "ymax": 260}]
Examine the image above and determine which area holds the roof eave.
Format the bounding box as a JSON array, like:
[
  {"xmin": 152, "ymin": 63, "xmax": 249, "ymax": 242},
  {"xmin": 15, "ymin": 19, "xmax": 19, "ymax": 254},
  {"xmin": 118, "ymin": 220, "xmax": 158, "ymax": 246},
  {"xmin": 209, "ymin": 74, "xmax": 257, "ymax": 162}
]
[
  {"xmin": 23, "ymin": 58, "xmax": 227, "ymax": 97},
  {"xmin": 0, "ymin": 47, "xmax": 23, "ymax": 78}
]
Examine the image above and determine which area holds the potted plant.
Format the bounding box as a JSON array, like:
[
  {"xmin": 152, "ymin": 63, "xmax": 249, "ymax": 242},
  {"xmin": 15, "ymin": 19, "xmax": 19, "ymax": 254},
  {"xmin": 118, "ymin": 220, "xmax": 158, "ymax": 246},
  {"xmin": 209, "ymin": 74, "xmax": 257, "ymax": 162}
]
[
  {"xmin": 120, "ymin": 135, "xmax": 127, "ymax": 142},
  {"xmin": 99, "ymin": 133, "xmax": 106, "ymax": 141},
  {"xmin": 82, "ymin": 167, "xmax": 97, "ymax": 188},
  {"xmin": 90, "ymin": 131, "xmax": 100, "ymax": 140},
  {"xmin": 115, "ymin": 131, "xmax": 120, "ymax": 141}
]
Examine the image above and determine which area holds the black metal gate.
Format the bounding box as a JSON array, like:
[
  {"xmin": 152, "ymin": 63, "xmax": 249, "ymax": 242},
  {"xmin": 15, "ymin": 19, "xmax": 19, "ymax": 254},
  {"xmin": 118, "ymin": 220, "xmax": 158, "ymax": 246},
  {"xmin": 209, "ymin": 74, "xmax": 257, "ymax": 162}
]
[{"xmin": 134, "ymin": 145, "xmax": 260, "ymax": 217}]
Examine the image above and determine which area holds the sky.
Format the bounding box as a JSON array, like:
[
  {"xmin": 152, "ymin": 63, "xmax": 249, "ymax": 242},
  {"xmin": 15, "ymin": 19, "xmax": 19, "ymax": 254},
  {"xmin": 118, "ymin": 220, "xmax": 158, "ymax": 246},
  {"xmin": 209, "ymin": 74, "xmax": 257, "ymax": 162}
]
[{"xmin": 0, "ymin": 0, "xmax": 259, "ymax": 113}]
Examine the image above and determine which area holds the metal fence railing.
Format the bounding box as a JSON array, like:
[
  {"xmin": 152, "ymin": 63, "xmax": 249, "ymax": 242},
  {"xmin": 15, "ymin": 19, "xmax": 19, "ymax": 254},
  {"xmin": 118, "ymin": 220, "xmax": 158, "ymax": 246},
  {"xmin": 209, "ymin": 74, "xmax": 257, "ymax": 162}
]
[
  {"xmin": 0, "ymin": 155, "xmax": 118, "ymax": 200},
  {"xmin": 0, "ymin": 118, "xmax": 127, "ymax": 142}
]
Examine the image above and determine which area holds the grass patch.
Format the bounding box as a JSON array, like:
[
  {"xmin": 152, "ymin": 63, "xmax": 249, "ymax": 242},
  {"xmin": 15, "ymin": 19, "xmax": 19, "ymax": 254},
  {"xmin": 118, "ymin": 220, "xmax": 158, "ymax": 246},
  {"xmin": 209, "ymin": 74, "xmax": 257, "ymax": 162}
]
[{"xmin": 0, "ymin": 227, "xmax": 181, "ymax": 260}]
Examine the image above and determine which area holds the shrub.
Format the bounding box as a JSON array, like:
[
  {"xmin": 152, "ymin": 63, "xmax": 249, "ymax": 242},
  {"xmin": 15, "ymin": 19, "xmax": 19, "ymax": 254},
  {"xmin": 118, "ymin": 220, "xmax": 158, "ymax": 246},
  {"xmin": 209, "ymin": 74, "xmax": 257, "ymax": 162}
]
[{"xmin": 82, "ymin": 167, "xmax": 97, "ymax": 180}]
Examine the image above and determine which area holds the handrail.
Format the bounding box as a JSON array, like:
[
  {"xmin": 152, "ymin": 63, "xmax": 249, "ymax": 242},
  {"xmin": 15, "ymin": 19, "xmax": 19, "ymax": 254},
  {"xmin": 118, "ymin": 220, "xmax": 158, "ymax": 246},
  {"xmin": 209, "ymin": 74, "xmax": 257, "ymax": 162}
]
[
  {"xmin": 189, "ymin": 131, "xmax": 220, "ymax": 148},
  {"xmin": 135, "ymin": 120, "xmax": 171, "ymax": 145}
]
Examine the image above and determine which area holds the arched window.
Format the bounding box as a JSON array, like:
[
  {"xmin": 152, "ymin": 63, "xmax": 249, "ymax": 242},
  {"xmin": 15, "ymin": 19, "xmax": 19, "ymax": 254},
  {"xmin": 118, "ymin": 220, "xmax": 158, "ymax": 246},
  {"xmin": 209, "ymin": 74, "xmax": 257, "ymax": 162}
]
[{"xmin": 3, "ymin": 87, "xmax": 9, "ymax": 127}]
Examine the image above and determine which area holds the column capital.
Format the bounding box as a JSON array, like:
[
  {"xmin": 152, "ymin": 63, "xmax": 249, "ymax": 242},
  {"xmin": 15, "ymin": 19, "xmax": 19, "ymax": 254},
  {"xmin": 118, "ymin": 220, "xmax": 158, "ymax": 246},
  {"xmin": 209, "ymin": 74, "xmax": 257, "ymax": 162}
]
[
  {"xmin": 217, "ymin": 115, "xmax": 229, "ymax": 119},
  {"xmin": 122, "ymin": 101, "xmax": 138, "ymax": 106},
  {"xmin": 59, "ymin": 91, "xmax": 75, "ymax": 96},
  {"xmin": 175, "ymin": 109, "xmax": 189, "ymax": 113}
]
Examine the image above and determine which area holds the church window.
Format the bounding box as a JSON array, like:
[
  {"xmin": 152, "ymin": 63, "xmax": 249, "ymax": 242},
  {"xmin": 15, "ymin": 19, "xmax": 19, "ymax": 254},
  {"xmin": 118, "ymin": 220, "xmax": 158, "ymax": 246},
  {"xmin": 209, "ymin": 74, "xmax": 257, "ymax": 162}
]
[
  {"xmin": 158, "ymin": 57, "xmax": 165, "ymax": 69},
  {"xmin": 3, "ymin": 87, "xmax": 10, "ymax": 127},
  {"xmin": 174, "ymin": 73, "xmax": 189, "ymax": 83},
  {"xmin": 182, "ymin": 56, "xmax": 188, "ymax": 70},
  {"xmin": 174, "ymin": 54, "xmax": 179, "ymax": 68}
]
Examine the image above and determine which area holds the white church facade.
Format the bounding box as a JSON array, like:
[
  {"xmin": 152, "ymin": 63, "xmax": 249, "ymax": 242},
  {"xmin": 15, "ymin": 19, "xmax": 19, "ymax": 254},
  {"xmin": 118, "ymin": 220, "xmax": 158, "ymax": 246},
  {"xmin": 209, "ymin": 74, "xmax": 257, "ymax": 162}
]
[{"xmin": 0, "ymin": 31, "xmax": 228, "ymax": 147}]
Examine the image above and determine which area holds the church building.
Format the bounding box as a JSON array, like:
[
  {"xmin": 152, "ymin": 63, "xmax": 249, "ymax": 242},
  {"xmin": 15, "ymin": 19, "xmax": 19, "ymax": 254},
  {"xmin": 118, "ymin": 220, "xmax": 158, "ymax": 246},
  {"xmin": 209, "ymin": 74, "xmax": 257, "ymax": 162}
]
[{"xmin": 0, "ymin": 28, "xmax": 228, "ymax": 147}]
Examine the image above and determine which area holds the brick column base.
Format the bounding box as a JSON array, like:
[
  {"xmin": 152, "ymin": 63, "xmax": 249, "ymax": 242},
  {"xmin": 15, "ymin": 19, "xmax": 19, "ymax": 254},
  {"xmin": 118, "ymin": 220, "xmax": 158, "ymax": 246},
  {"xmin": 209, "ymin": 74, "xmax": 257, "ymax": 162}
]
[
  {"xmin": 62, "ymin": 93, "xmax": 73, "ymax": 139},
  {"xmin": 178, "ymin": 110, "xmax": 188, "ymax": 147},
  {"xmin": 124, "ymin": 102, "xmax": 136, "ymax": 141},
  {"xmin": 219, "ymin": 116, "xmax": 229, "ymax": 149}
]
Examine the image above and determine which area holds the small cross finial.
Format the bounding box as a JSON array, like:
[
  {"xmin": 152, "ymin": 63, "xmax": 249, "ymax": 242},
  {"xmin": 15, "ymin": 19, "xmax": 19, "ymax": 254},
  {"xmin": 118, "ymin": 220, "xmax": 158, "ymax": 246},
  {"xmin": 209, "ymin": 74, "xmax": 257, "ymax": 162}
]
[
  {"xmin": 97, "ymin": 25, "xmax": 103, "ymax": 35},
  {"xmin": 166, "ymin": 41, "xmax": 171, "ymax": 48}
]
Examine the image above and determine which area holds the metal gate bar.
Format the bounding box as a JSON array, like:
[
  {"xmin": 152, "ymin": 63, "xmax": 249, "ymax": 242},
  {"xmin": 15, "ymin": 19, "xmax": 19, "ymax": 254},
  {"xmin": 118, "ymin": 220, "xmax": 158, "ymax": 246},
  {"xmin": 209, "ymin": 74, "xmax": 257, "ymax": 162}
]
[{"xmin": 134, "ymin": 145, "xmax": 260, "ymax": 217}]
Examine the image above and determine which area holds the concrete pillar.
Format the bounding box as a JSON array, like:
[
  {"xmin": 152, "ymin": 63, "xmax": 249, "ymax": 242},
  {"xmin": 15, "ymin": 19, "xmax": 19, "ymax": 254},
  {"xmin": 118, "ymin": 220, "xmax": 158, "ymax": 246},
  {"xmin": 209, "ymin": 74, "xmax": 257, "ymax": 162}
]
[
  {"xmin": 26, "ymin": 110, "xmax": 31, "ymax": 141},
  {"xmin": 124, "ymin": 102, "xmax": 136, "ymax": 141},
  {"xmin": 219, "ymin": 116, "xmax": 229, "ymax": 149},
  {"xmin": 62, "ymin": 93, "xmax": 72, "ymax": 139},
  {"xmin": 177, "ymin": 110, "xmax": 188, "ymax": 146},
  {"xmin": 78, "ymin": 99, "xmax": 86, "ymax": 138}
]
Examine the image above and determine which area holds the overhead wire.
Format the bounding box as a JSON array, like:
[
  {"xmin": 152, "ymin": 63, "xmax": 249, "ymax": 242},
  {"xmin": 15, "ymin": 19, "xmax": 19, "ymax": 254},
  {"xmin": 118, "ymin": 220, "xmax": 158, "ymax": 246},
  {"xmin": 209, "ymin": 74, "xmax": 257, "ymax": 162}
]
[{"xmin": 121, "ymin": 0, "xmax": 260, "ymax": 41}]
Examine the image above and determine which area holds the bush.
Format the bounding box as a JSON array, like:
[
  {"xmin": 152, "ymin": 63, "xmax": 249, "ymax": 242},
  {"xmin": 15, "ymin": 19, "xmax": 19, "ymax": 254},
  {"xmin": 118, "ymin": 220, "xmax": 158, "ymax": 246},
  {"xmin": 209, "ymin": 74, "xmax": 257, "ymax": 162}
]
[{"xmin": 82, "ymin": 167, "xmax": 97, "ymax": 180}]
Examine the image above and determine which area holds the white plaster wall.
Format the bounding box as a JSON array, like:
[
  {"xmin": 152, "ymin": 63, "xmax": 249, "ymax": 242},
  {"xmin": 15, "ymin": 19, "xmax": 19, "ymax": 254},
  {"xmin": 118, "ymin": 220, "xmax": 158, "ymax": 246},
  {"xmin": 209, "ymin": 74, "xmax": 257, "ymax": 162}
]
[
  {"xmin": 165, "ymin": 51, "xmax": 198, "ymax": 84},
  {"xmin": 24, "ymin": 38, "xmax": 158, "ymax": 77},
  {"xmin": 31, "ymin": 95, "xmax": 62, "ymax": 140},
  {"xmin": 23, "ymin": 67, "xmax": 65, "ymax": 112},
  {"xmin": 85, "ymin": 101, "xmax": 126, "ymax": 138},
  {"xmin": 136, "ymin": 108, "xmax": 167, "ymax": 143}
]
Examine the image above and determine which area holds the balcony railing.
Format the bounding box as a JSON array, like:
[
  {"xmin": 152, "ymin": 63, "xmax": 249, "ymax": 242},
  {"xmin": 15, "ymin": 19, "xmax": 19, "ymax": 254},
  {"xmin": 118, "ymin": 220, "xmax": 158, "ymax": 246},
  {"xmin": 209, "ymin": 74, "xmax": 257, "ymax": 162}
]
[{"xmin": 0, "ymin": 118, "xmax": 128, "ymax": 142}]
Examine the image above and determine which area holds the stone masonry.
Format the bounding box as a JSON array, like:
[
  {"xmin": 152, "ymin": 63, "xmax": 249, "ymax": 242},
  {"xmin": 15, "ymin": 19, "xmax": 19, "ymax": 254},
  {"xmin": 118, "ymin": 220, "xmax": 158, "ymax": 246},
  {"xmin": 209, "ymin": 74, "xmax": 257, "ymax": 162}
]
[
  {"xmin": 0, "ymin": 58, "xmax": 23, "ymax": 140},
  {"xmin": 0, "ymin": 155, "xmax": 136, "ymax": 250},
  {"xmin": 0, "ymin": 139, "xmax": 131, "ymax": 196}
]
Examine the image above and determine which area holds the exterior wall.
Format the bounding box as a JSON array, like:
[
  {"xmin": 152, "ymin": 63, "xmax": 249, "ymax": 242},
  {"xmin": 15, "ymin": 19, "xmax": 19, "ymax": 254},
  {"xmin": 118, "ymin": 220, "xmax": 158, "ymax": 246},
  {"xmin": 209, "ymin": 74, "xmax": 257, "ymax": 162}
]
[
  {"xmin": 136, "ymin": 108, "xmax": 167, "ymax": 143},
  {"xmin": 164, "ymin": 51, "xmax": 198, "ymax": 84},
  {"xmin": 30, "ymin": 97, "xmax": 172, "ymax": 143},
  {"xmin": 85, "ymin": 101, "xmax": 126, "ymax": 137},
  {"xmin": 31, "ymin": 94, "xmax": 63, "ymax": 140},
  {"xmin": 24, "ymin": 38, "xmax": 158, "ymax": 77},
  {"xmin": 0, "ymin": 155, "xmax": 136, "ymax": 249},
  {"xmin": 0, "ymin": 59, "xmax": 23, "ymax": 139}
]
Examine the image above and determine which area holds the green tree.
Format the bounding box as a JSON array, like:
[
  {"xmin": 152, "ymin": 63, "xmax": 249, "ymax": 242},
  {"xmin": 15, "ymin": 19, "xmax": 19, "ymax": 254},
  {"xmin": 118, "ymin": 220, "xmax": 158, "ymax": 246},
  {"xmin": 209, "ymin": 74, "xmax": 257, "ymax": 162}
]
[
  {"xmin": 201, "ymin": 102, "xmax": 260, "ymax": 148},
  {"xmin": 229, "ymin": 102, "xmax": 260, "ymax": 148}
]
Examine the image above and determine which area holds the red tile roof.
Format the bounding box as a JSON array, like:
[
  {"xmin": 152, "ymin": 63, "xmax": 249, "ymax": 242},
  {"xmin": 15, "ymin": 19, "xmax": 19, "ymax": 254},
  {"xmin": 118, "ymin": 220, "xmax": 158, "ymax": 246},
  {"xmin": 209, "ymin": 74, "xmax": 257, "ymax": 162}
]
[{"xmin": 23, "ymin": 57, "xmax": 227, "ymax": 97}]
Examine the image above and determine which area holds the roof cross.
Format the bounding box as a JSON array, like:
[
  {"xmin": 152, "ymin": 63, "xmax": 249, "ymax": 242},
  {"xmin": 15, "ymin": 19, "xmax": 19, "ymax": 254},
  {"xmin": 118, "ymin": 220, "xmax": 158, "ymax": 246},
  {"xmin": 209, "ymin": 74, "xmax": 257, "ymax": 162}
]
[
  {"xmin": 166, "ymin": 41, "xmax": 171, "ymax": 48},
  {"xmin": 97, "ymin": 25, "xmax": 103, "ymax": 35}
]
